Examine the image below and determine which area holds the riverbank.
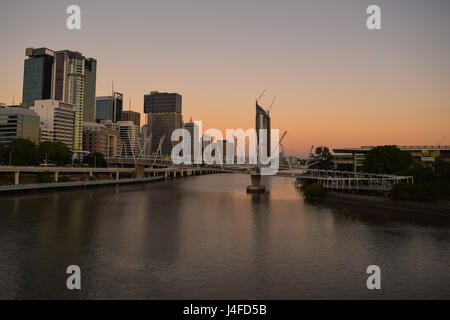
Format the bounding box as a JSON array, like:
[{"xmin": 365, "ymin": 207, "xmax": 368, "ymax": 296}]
[
  {"xmin": 317, "ymin": 192, "xmax": 450, "ymax": 217},
  {"xmin": 0, "ymin": 176, "xmax": 164, "ymax": 194}
]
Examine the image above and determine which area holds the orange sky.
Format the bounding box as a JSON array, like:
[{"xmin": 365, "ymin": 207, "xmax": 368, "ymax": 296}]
[{"xmin": 1, "ymin": 0, "xmax": 449, "ymax": 154}]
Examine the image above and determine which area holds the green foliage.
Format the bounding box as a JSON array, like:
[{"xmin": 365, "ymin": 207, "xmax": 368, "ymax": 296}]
[
  {"xmin": 37, "ymin": 171, "xmax": 53, "ymax": 184},
  {"xmin": 83, "ymin": 153, "xmax": 107, "ymax": 168},
  {"xmin": 390, "ymin": 183, "xmax": 450, "ymax": 201},
  {"xmin": 7, "ymin": 139, "xmax": 39, "ymax": 166},
  {"xmin": 37, "ymin": 141, "xmax": 72, "ymax": 166},
  {"xmin": 0, "ymin": 144, "xmax": 8, "ymax": 165},
  {"xmin": 336, "ymin": 163, "xmax": 353, "ymax": 172},
  {"xmin": 362, "ymin": 145, "xmax": 413, "ymax": 174},
  {"xmin": 303, "ymin": 182, "xmax": 326, "ymax": 200},
  {"xmin": 313, "ymin": 146, "xmax": 333, "ymax": 170}
]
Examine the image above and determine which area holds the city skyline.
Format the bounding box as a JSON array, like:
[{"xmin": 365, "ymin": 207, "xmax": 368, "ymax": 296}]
[{"xmin": 1, "ymin": 0, "xmax": 450, "ymax": 153}]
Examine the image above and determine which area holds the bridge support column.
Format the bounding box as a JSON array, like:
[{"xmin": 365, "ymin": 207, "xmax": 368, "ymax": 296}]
[
  {"xmin": 14, "ymin": 171, "xmax": 20, "ymax": 185},
  {"xmin": 247, "ymin": 173, "xmax": 265, "ymax": 193},
  {"xmin": 116, "ymin": 172, "xmax": 119, "ymax": 181},
  {"xmin": 54, "ymin": 172, "xmax": 59, "ymax": 182},
  {"xmin": 135, "ymin": 164, "xmax": 145, "ymax": 178}
]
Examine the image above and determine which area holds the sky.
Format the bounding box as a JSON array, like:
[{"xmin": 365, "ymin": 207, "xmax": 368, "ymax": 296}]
[{"xmin": 0, "ymin": 0, "xmax": 449, "ymax": 154}]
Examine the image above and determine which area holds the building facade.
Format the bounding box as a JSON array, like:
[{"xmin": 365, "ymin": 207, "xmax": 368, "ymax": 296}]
[
  {"xmin": 82, "ymin": 122, "xmax": 121, "ymax": 158},
  {"xmin": 121, "ymin": 110, "xmax": 141, "ymax": 127},
  {"xmin": 53, "ymin": 50, "xmax": 97, "ymax": 151},
  {"xmin": 256, "ymin": 101, "xmax": 271, "ymax": 158},
  {"xmin": 118, "ymin": 121, "xmax": 140, "ymax": 157},
  {"xmin": 0, "ymin": 107, "xmax": 40, "ymax": 145},
  {"xmin": 144, "ymin": 92, "xmax": 183, "ymax": 156},
  {"xmin": 333, "ymin": 145, "xmax": 450, "ymax": 172},
  {"xmin": 30, "ymin": 99, "xmax": 75, "ymax": 150},
  {"xmin": 22, "ymin": 47, "xmax": 97, "ymax": 151},
  {"xmin": 95, "ymin": 92, "xmax": 123, "ymax": 123},
  {"xmin": 22, "ymin": 48, "xmax": 55, "ymax": 108}
]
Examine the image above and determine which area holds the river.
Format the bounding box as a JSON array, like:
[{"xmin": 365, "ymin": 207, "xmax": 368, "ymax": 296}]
[{"xmin": 0, "ymin": 174, "xmax": 448, "ymax": 299}]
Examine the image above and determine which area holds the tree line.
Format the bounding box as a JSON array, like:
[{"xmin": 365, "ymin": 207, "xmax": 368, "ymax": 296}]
[{"xmin": 0, "ymin": 138, "xmax": 107, "ymax": 167}]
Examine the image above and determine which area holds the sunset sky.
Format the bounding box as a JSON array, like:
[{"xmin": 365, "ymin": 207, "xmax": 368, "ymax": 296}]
[{"xmin": 0, "ymin": 0, "xmax": 449, "ymax": 154}]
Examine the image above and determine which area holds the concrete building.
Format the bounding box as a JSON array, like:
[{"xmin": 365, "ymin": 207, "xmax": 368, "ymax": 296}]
[
  {"xmin": 144, "ymin": 91, "xmax": 183, "ymax": 156},
  {"xmin": 118, "ymin": 121, "xmax": 140, "ymax": 157},
  {"xmin": 333, "ymin": 145, "xmax": 450, "ymax": 172},
  {"xmin": 82, "ymin": 122, "xmax": 121, "ymax": 158},
  {"xmin": 95, "ymin": 92, "xmax": 123, "ymax": 123},
  {"xmin": 121, "ymin": 110, "xmax": 141, "ymax": 127},
  {"xmin": 30, "ymin": 99, "xmax": 75, "ymax": 150},
  {"xmin": 0, "ymin": 107, "xmax": 40, "ymax": 145},
  {"xmin": 53, "ymin": 50, "xmax": 97, "ymax": 151},
  {"xmin": 0, "ymin": 103, "xmax": 7, "ymax": 108}
]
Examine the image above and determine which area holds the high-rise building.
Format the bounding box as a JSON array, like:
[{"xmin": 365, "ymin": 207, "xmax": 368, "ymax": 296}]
[
  {"xmin": 22, "ymin": 48, "xmax": 55, "ymax": 108},
  {"xmin": 121, "ymin": 110, "xmax": 140, "ymax": 127},
  {"xmin": 0, "ymin": 107, "xmax": 40, "ymax": 145},
  {"xmin": 144, "ymin": 91, "xmax": 183, "ymax": 156},
  {"xmin": 184, "ymin": 118, "xmax": 201, "ymax": 161},
  {"xmin": 256, "ymin": 101, "xmax": 271, "ymax": 158},
  {"xmin": 95, "ymin": 92, "xmax": 123, "ymax": 123},
  {"xmin": 82, "ymin": 122, "xmax": 121, "ymax": 158},
  {"xmin": 118, "ymin": 121, "xmax": 140, "ymax": 157},
  {"xmin": 30, "ymin": 100, "xmax": 75, "ymax": 150},
  {"xmin": 22, "ymin": 47, "xmax": 97, "ymax": 151},
  {"xmin": 83, "ymin": 59, "xmax": 97, "ymax": 122},
  {"xmin": 53, "ymin": 50, "xmax": 97, "ymax": 151}
]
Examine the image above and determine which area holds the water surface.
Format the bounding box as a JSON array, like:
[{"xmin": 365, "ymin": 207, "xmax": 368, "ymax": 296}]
[{"xmin": 0, "ymin": 174, "xmax": 448, "ymax": 299}]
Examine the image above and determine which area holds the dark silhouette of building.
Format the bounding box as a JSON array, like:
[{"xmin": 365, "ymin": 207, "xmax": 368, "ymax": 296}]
[
  {"xmin": 256, "ymin": 101, "xmax": 271, "ymax": 158},
  {"xmin": 22, "ymin": 48, "xmax": 55, "ymax": 107}
]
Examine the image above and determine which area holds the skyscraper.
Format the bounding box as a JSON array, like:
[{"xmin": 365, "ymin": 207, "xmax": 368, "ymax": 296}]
[
  {"xmin": 22, "ymin": 47, "xmax": 97, "ymax": 152},
  {"xmin": 121, "ymin": 110, "xmax": 140, "ymax": 127},
  {"xmin": 22, "ymin": 48, "xmax": 55, "ymax": 107},
  {"xmin": 144, "ymin": 92, "xmax": 183, "ymax": 156},
  {"xmin": 256, "ymin": 101, "xmax": 271, "ymax": 158},
  {"xmin": 83, "ymin": 59, "xmax": 97, "ymax": 122},
  {"xmin": 53, "ymin": 50, "xmax": 97, "ymax": 151},
  {"xmin": 95, "ymin": 92, "xmax": 123, "ymax": 123}
]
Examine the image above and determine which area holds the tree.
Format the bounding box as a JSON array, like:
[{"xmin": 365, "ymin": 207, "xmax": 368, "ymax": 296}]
[
  {"xmin": 37, "ymin": 141, "xmax": 72, "ymax": 166},
  {"xmin": 7, "ymin": 139, "xmax": 38, "ymax": 166},
  {"xmin": 312, "ymin": 146, "xmax": 333, "ymax": 170},
  {"xmin": 0, "ymin": 144, "xmax": 8, "ymax": 165},
  {"xmin": 362, "ymin": 145, "xmax": 413, "ymax": 174},
  {"xmin": 83, "ymin": 153, "xmax": 107, "ymax": 168}
]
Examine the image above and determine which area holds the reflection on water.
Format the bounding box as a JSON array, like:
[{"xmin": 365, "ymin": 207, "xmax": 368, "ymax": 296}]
[{"xmin": 0, "ymin": 174, "xmax": 448, "ymax": 299}]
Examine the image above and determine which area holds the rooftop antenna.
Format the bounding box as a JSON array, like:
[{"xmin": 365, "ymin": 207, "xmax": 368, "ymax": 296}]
[
  {"xmin": 129, "ymin": 98, "xmax": 131, "ymax": 111},
  {"xmin": 267, "ymin": 95, "xmax": 277, "ymax": 114},
  {"xmin": 257, "ymin": 90, "xmax": 266, "ymax": 104}
]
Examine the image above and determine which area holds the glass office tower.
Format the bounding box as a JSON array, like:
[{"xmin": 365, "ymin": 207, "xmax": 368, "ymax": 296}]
[
  {"xmin": 22, "ymin": 48, "xmax": 55, "ymax": 108},
  {"xmin": 95, "ymin": 92, "xmax": 123, "ymax": 123}
]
